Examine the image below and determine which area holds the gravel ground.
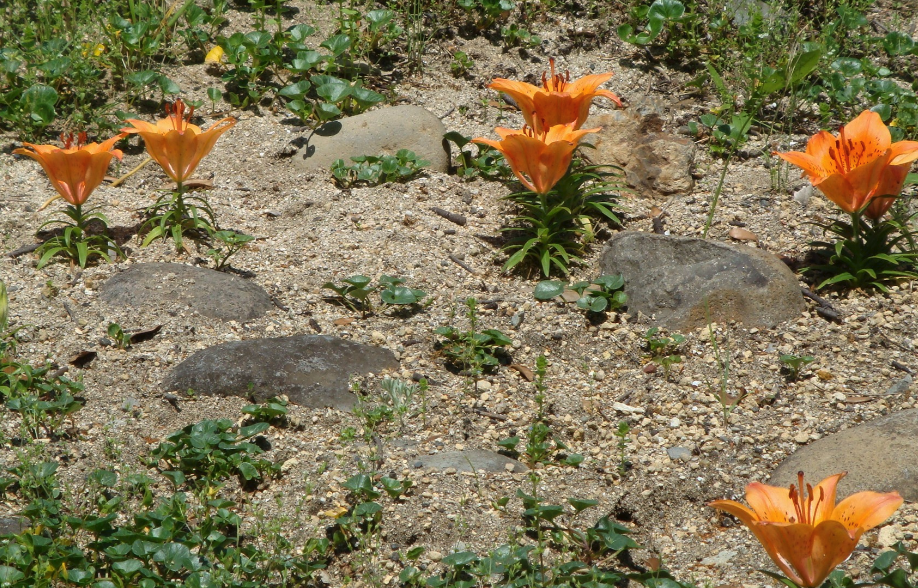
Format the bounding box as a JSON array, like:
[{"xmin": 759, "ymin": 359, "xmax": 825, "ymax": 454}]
[{"xmin": 2, "ymin": 1, "xmax": 918, "ymax": 586}]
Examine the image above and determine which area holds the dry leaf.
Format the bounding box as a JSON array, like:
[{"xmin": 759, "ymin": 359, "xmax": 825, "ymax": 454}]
[
  {"xmin": 130, "ymin": 325, "xmax": 162, "ymax": 345},
  {"xmin": 816, "ymin": 369, "xmax": 833, "ymax": 380},
  {"xmin": 650, "ymin": 205, "xmax": 663, "ymax": 217},
  {"xmin": 728, "ymin": 227, "xmax": 758, "ymax": 241},
  {"xmin": 845, "ymin": 395, "xmax": 873, "ymax": 403},
  {"xmin": 333, "ymin": 317, "xmax": 355, "ymax": 326},
  {"xmin": 509, "ymin": 363, "xmax": 534, "ymax": 381}
]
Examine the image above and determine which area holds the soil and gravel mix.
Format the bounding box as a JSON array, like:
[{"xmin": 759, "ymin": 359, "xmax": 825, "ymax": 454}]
[{"xmin": 2, "ymin": 1, "xmax": 918, "ymax": 586}]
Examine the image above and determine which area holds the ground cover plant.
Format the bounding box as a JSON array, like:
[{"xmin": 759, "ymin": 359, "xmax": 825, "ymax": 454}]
[{"xmin": 5, "ymin": 0, "xmax": 918, "ymax": 587}]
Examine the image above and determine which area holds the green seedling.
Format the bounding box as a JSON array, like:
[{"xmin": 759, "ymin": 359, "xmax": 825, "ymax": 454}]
[
  {"xmin": 331, "ymin": 149, "xmax": 429, "ymax": 188},
  {"xmin": 643, "ymin": 327, "xmax": 685, "ymax": 380},
  {"xmin": 380, "ymin": 377, "xmax": 426, "ymax": 430},
  {"xmin": 241, "ymin": 396, "xmax": 289, "ymax": 426},
  {"xmin": 534, "ymin": 274, "xmax": 627, "ymax": 314},
  {"xmin": 500, "ymin": 23, "xmax": 540, "ymax": 48},
  {"xmin": 379, "ymin": 275, "xmax": 426, "ymax": 306},
  {"xmin": 780, "ymin": 353, "xmax": 815, "ymax": 381},
  {"xmin": 107, "ymin": 322, "xmax": 133, "ymax": 350},
  {"xmin": 617, "ymin": 0, "xmax": 686, "ymax": 46},
  {"xmin": 450, "ymin": 51, "xmax": 474, "ymax": 77},
  {"xmin": 206, "ymin": 229, "xmax": 255, "ymax": 270}
]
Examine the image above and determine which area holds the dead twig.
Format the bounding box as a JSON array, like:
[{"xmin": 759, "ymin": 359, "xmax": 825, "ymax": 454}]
[
  {"xmin": 448, "ymin": 254, "xmax": 476, "ymax": 275},
  {"xmin": 431, "ymin": 207, "xmax": 467, "ymax": 226}
]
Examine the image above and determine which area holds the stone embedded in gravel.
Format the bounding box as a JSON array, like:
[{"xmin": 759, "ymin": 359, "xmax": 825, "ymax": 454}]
[
  {"xmin": 667, "ymin": 447, "xmax": 692, "ymax": 462},
  {"xmin": 769, "ymin": 408, "xmax": 918, "ymax": 501},
  {"xmin": 700, "ymin": 549, "xmax": 738, "ymax": 566},
  {"xmin": 161, "ymin": 335, "xmax": 399, "ymax": 410},
  {"xmin": 291, "ymin": 105, "xmax": 449, "ymax": 173},
  {"xmin": 599, "ymin": 232, "xmax": 804, "ymax": 330},
  {"xmin": 886, "ymin": 374, "xmax": 913, "ymax": 396},
  {"xmin": 100, "ymin": 263, "xmax": 272, "ymax": 322},
  {"xmin": 414, "ymin": 449, "xmax": 528, "ymax": 473},
  {"xmin": 584, "ymin": 109, "xmax": 695, "ymax": 199}
]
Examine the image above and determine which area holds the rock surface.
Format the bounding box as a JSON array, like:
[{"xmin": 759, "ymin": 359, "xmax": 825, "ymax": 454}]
[
  {"xmin": 769, "ymin": 408, "xmax": 918, "ymax": 501},
  {"xmin": 161, "ymin": 335, "xmax": 399, "ymax": 410},
  {"xmin": 585, "ymin": 108, "xmax": 695, "ymax": 199},
  {"xmin": 414, "ymin": 449, "xmax": 528, "ymax": 473},
  {"xmin": 292, "ymin": 105, "xmax": 449, "ymax": 173},
  {"xmin": 599, "ymin": 232, "xmax": 803, "ymax": 330},
  {"xmin": 100, "ymin": 263, "xmax": 273, "ymax": 322}
]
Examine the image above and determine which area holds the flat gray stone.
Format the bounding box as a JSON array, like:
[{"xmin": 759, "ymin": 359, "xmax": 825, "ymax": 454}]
[
  {"xmin": 415, "ymin": 450, "xmax": 528, "ymax": 473},
  {"xmin": 292, "ymin": 105, "xmax": 449, "ymax": 173},
  {"xmin": 585, "ymin": 108, "xmax": 695, "ymax": 199},
  {"xmin": 770, "ymin": 408, "xmax": 918, "ymax": 501},
  {"xmin": 600, "ymin": 232, "xmax": 803, "ymax": 330},
  {"xmin": 100, "ymin": 263, "xmax": 272, "ymax": 322},
  {"xmin": 0, "ymin": 516, "xmax": 29, "ymax": 535},
  {"xmin": 667, "ymin": 446, "xmax": 692, "ymax": 462},
  {"xmin": 161, "ymin": 335, "xmax": 399, "ymax": 410}
]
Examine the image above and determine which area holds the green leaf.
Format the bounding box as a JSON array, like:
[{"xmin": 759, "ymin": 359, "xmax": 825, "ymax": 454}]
[
  {"xmin": 533, "ymin": 280, "xmax": 565, "ymax": 300},
  {"xmin": 315, "ymin": 102, "xmax": 342, "ymax": 120},
  {"xmin": 157, "ymin": 75, "xmax": 181, "ymax": 94},
  {"xmin": 89, "ymin": 469, "xmax": 118, "ymax": 487},
  {"xmin": 787, "ymin": 47, "xmax": 823, "ymax": 86},
  {"xmin": 351, "ymin": 86, "xmax": 385, "ymax": 108},
  {"xmin": 237, "ymin": 461, "xmax": 259, "ymax": 480},
  {"xmin": 279, "ymin": 80, "xmax": 311, "ymax": 97},
  {"xmin": 320, "ymin": 34, "xmax": 352, "ymax": 56},
  {"xmin": 648, "ymin": 0, "xmax": 685, "ymax": 20},
  {"xmin": 316, "ymin": 80, "xmax": 351, "ymax": 103},
  {"xmin": 206, "ymin": 87, "xmax": 222, "ymax": 102},
  {"xmin": 112, "ymin": 559, "xmax": 144, "ymax": 574},
  {"xmin": 568, "ymin": 498, "xmax": 598, "ymax": 512}
]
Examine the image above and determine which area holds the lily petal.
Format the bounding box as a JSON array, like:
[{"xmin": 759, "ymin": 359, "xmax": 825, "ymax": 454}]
[
  {"xmin": 832, "ymin": 490, "xmax": 904, "ymax": 534},
  {"xmin": 745, "ymin": 482, "xmax": 797, "ymax": 524}
]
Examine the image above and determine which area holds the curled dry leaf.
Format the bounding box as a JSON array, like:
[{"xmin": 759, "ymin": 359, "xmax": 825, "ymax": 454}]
[
  {"xmin": 728, "ymin": 227, "xmax": 758, "ymax": 241},
  {"xmin": 509, "ymin": 363, "xmax": 534, "ymax": 381}
]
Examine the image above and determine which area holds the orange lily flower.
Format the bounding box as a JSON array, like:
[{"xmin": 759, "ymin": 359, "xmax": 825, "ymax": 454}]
[
  {"xmin": 121, "ymin": 98, "xmax": 236, "ymax": 185},
  {"xmin": 488, "ymin": 58, "xmax": 622, "ymax": 134},
  {"xmin": 774, "ymin": 110, "xmax": 918, "ymax": 220},
  {"xmin": 710, "ymin": 471, "xmax": 903, "ymax": 588},
  {"xmin": 473, "ymin": 124, "xmax": 599, "ymax": 194},
  {"xmin": 14, "ymin": 132, "xmax": 124, "ymax": 207}
]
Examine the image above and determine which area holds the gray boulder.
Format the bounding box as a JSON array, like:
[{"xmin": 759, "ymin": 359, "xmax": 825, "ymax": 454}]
[
  {"xmin": 162, "ymin": 335, "xmax": 399, "ymax": 410},
  {"xmin": 584, "ymin": 108, "xmax": 695, "ymax": 199},
  {"xmin": 292, "ymin": 105, "xmax": 449, "ymax": 173},
  {"xmin": 770, "ymin": 408, "xmax": 918, "ymax": 501},
  {"xmin": 100, "ymin": 263, "xmax": 272, "ymax": 322},
  {"xmin": 415, "ymin": 449, "xmax": 528, "ymax": 473},
  {"xmin": 599, "ymin": 232, "xmax": 803, "ymax": 330}
]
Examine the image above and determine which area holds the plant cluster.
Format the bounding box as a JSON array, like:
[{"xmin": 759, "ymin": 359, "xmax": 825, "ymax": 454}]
[
  {"xmin": 473, "ymin": 59, "xmax": 625, "ymax": 276},
  {"xmin": 323, "ymin": 274, "xmax": 427, "ymax": 316},
  {"xmin": 148, "ymin": 418, "xmax": 280, "ymax": 494},
  {"xmin": 0, "ymin": 407, "xmax": 329, "ymax": 588},
  {"xmin": 775, "ymin": 110, "xmax": 918, "ymax": 291},
  {"xmin": 404, "ymin": 478, "xmax": 696, "ymax": 588},
  {"xmin": 642, "ymin": 326, "xmax": 685, "ymax": 380},
  {"xmin": 534, "ymin": 274, "xmax": 627, "ymax": 314},
  {"xmin": 330, "ymin": 149, "xmax": 429, "ymax": 188},
  {"xmin": 497, "ymin": 356, "xmax": 584, "ymax": 467},
  {"xmin": 434, "ymin": 298, "xmax": 512, "ymax": 379}
]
